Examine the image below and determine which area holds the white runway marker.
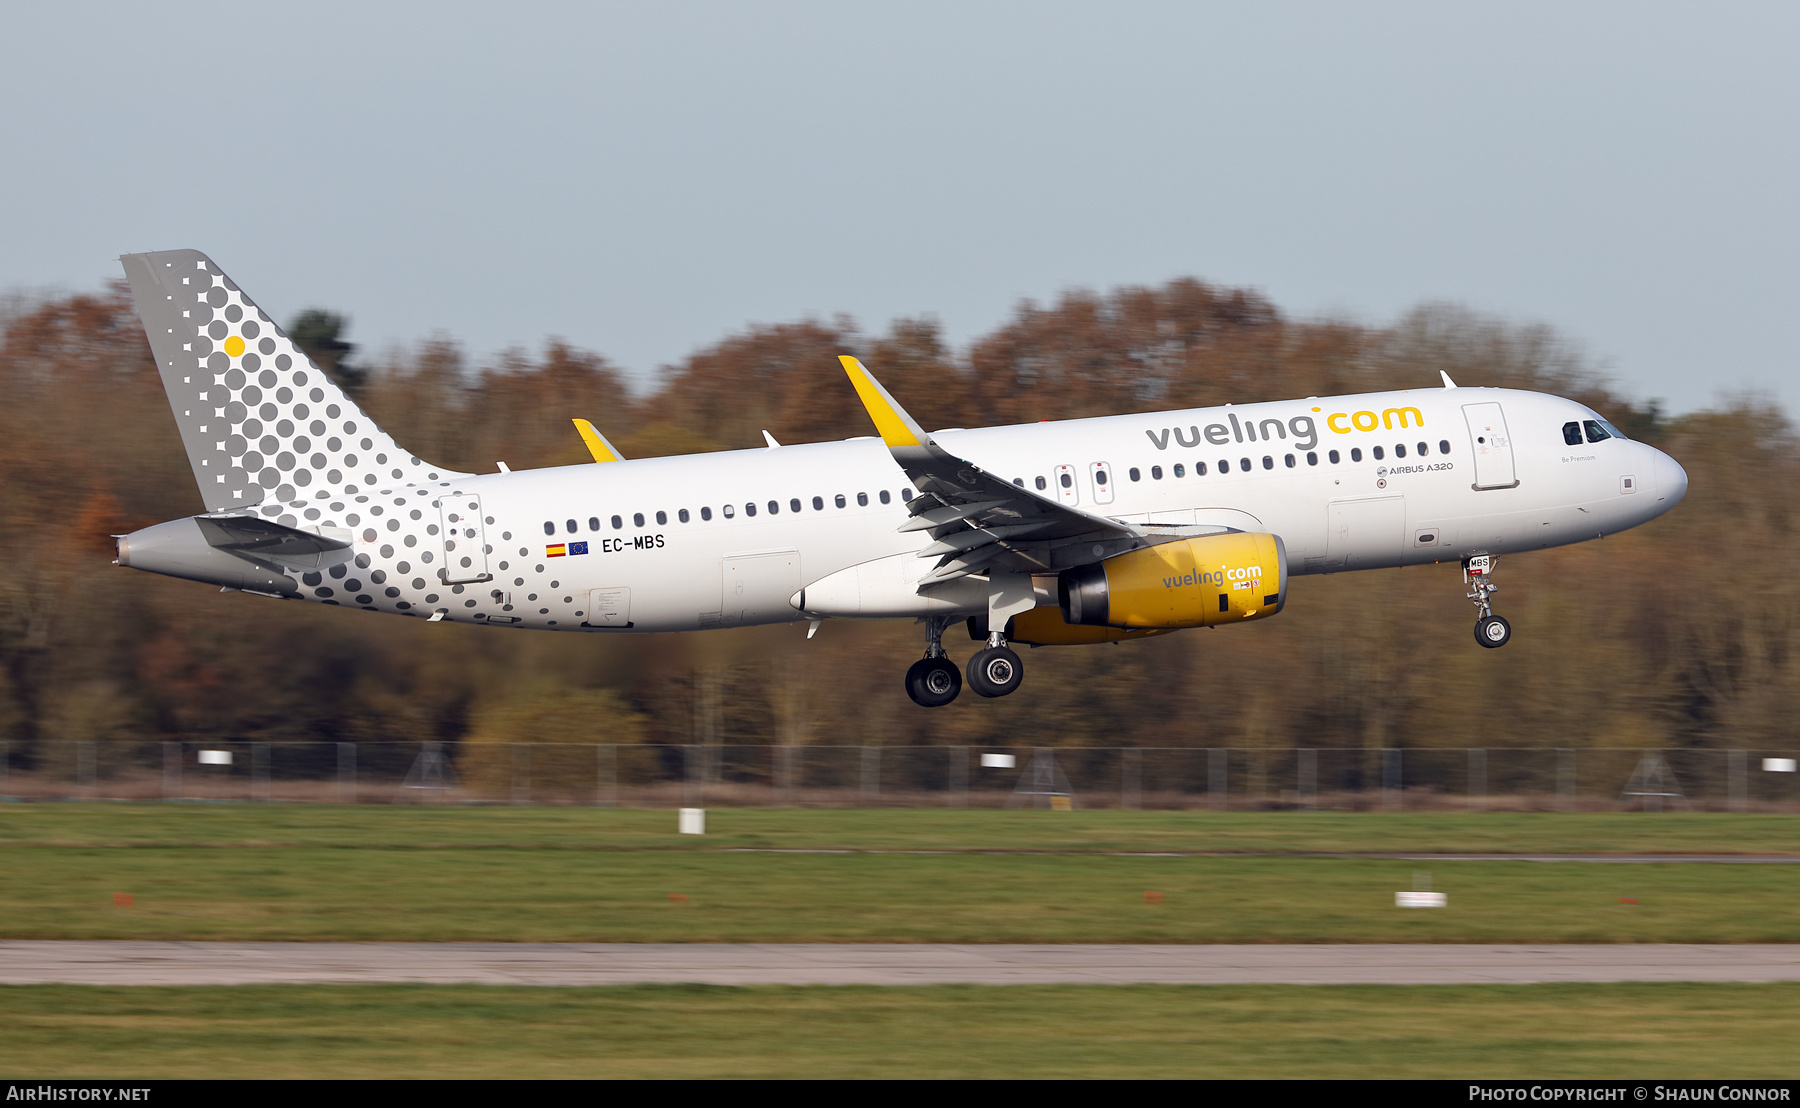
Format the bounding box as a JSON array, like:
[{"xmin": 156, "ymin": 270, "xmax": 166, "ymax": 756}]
[{"xmin": 1396, "ymin": 892, "xmax": 1447, "ymax": 908}]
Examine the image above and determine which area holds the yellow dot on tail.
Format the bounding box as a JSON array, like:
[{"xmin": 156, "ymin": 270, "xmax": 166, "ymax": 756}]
[{"xmin": 223, "ymin": 335, "xmax": 245, "ymax": 358}]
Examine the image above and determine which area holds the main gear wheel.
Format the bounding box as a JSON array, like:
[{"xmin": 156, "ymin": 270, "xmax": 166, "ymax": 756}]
[
  {"xmin": 905, "ymin": 656, "xmax": 963, "ymax": 707},
  {"xmin": 966, "ymin": 645, "xmax": 1024, "ymax": 698}
]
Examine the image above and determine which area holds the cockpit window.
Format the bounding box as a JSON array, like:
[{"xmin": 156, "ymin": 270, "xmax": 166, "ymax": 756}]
[
  {"xmin": 1584, "ymin": 420, "xmax": 1611, "ymax": 444},
  {"xmin": 1563, "ymin": 421, "xmax": 1583, "ymax": 446}
]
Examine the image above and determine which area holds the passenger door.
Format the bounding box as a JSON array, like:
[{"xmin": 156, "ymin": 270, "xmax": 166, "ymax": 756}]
[
  {"xmin": 1463, "ymin": 402, "xmax": 1518, "ymax": 489},
  {"xmin": 437, "ymin": 492, "xmax": 490, "ymax": 584}
]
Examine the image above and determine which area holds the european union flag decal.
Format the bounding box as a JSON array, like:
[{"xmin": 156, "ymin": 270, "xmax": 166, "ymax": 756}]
[{"xmin": 569, "ymin": 541, "xmax": 589, "ymax": 555}]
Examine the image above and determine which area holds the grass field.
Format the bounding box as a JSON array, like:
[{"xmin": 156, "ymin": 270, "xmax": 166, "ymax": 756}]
[
  {"xmin": 5, "ymin": 803, "xmax": 1799, "ymax": 853},
  {"xmin": 7, "ymin": 806, "xmax": 1798, "ymax": 1079},
  {"xmin": 4, "ymin": 982, "xmax": 1799, "ymax": 1078},
  {"xmin": 2, "ymin": 805, "xmax": 1796, "ymax": 942}
]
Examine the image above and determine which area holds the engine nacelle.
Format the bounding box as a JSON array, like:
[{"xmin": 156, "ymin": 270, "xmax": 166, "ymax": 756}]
[{"xmin": 1059, "ymin": 532, "xmax": 1287, "ymax": 629}]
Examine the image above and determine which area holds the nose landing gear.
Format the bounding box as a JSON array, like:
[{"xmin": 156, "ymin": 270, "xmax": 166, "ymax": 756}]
[
  {"xmin": 1466, "ymin": 554, "xmax": 1511, "ymax": 649},
  {"xmin": 905, "ymin": 615, "xmax": 963, "ymax": 707}
]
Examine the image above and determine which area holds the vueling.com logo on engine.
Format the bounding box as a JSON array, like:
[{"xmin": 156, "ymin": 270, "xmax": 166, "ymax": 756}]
[{"xmin": 1162, "ymin": 565, "xmax": 1262, "ymax": 590}]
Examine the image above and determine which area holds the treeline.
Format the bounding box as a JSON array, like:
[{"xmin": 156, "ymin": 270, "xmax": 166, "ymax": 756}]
[{"xmin": 0, "ymin": 277, "xmax": 1792, "ymax": 769}]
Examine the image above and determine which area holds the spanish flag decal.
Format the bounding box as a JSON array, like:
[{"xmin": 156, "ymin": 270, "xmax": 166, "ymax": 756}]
[{"xmin": 546, "ymin": 544, "xmax": 567, "ymax": 558}]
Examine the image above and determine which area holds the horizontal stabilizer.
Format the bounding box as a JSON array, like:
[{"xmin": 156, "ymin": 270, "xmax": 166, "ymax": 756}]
[{"xmin": 195, "ymin": 513, "xmax": 354, "ymax": 573}]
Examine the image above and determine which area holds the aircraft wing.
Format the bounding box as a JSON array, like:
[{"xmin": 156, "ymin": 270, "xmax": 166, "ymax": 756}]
[{"xmin": 840, "ymin": 357, "xmax": 1218, "ymax": 585}]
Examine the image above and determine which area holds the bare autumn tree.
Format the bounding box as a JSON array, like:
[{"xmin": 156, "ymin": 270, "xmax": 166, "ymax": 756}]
[
  {"xmin": 468, "ymin": 340, "xmax": 640, "ymax": 470},
  {"xmin": 965, "ymin": 281, "xmax": 1288, "ymax": 426},
  {"xmin": 641, "ymin": 319, "xmax": 866, "ymax": 452}
]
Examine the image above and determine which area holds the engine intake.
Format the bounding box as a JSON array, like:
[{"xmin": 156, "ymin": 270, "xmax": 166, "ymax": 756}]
[{"xmin": 1059, "ymin": 532, "xmax": 1287, "ymax": 629}]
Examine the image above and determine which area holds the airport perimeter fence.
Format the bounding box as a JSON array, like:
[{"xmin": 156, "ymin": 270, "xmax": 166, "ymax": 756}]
[{"xmin": 3, "ymin": 741, "xmax": 1799, "ymax": 811}]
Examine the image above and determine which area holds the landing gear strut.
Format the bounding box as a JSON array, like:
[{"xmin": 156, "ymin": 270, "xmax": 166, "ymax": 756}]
[
  {"xmin": 967, "ymin": 631, "xmax": 1024, "ymax": 698},
  {"xmin": 1465, "ymin": 554, "xmax": 1511, "ymax": 649},
  {"xmin": 905, "ymin": 615, "xmax": 962, "ymax": 707}
]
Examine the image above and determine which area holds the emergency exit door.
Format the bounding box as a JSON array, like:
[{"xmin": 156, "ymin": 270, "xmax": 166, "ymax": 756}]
[{"xmin": 1089, "ymin": 461, "xmax": 1115, "ymax": 504}]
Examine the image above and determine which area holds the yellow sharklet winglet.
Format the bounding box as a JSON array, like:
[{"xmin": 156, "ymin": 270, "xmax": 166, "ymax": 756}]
[
  {"xmin": 839, "ymin": 355, "xmax": 931, "ymax": 449},
  {"xmin": 572, "ymin": 418, "xmax": 626, "ymax": 463}
]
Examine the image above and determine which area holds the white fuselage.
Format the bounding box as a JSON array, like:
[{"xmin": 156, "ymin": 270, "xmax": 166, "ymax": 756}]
[{"xmin": 294, "ymin": 385, "xmax": 1680, "ymax": 633}]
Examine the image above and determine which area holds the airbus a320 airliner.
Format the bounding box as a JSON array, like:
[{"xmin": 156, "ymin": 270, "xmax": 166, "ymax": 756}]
[{"xmin": 116, "ymin": 250, "xmax": 1687, "ymax": 707}]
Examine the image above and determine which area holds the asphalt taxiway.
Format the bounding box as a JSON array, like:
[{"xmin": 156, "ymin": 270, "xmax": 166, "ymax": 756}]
[{"xmin": 4, "ymin": 942, "xmax": 1798, "ymax": 986}]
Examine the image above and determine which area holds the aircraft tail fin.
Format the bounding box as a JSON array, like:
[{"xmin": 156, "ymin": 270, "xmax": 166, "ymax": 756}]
[{"xmin": 120, "ymin": 249, "xmax": 469, "ymax": 513}]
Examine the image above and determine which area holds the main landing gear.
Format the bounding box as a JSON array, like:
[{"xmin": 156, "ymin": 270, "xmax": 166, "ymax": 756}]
[
  {"xmin": 1465, "ymin": 554, "xmax": 1511, "ymax": 649},
  {"xmin": 904, "ymin": 616, "xmax": 1026, "ymax": 706},
  {"xmin": 905, "ymin": 616, "xmax": 963, "ymax": 707},
  {"xmin": 967, "ymin": 634, "xmax": 1024, "ymax": 699}
]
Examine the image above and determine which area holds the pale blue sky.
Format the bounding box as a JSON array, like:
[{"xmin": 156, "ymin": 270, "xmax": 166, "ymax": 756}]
[{"xmin": 3, "ymin": 2, "xmax": 1795, "ymax": 416}]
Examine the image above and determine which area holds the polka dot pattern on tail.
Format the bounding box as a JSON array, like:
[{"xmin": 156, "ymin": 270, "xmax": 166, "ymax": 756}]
[
  {"xmin": 120, "ymin": 249, "xmax": 496, "ymax": 625},
  {"xmin": 121, "ymin": 250, "xmax": 468, "ymax": 514}
]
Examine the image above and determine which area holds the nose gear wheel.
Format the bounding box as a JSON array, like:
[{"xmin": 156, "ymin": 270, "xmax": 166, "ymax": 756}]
[
  {"xmin": 1464, "ymin": 554, "xmax": 1510, "ymax": 649},
  {"xmin": 1474, "ymin": 614, "xmax": 1512, "ymax": 648}
]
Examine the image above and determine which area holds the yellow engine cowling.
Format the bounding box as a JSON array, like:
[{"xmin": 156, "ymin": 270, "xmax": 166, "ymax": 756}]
[{"xmin": 1058, "ymin": 532, "xmax": 1288, "ymax": 629}]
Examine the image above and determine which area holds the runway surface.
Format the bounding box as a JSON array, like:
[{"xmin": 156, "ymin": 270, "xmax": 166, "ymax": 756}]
[{"xmin": 5, "ymin": 942, "xmax": 1799, "ymax": 986}]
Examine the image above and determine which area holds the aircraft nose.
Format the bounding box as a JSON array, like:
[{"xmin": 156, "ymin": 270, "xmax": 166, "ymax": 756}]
[{"xmin": 1653, "ymin": 447, "xmax": 1688, "ymax": 508}]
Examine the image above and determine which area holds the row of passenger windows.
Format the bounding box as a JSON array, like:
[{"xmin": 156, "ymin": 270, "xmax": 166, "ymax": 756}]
[
  {"xmin": 1116, "ymin": 440, "xmax": 1454, "ymax": 482},
  {"xmin": 542, "ymin": 489, "xmax": 911, "ymax": 534},
  {"xmin": 538, "ymin": 434, "xmax": 1463, "ymax": 537}
]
